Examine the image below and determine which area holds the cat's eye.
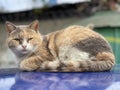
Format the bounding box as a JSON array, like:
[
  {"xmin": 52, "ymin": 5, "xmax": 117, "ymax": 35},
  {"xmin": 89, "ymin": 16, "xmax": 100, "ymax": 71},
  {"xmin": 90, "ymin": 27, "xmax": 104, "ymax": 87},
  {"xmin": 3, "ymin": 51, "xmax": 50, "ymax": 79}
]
[
  {"xmin": 13, "ymin": 38, "xmax": 20, "ymax": 41},
  {"xmin": 13, "ymin": 38, "xmax": 22, "ymax": 44},
  {"xmin": 27, "ymin": 38, "xmax": 33, "ymax": 42}
]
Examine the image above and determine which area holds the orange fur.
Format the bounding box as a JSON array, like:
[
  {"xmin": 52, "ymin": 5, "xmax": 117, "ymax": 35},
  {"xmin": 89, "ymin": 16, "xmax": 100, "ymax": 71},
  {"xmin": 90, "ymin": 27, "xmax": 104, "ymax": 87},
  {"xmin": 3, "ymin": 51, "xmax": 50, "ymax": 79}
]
[{"xmin": 5, "ymin": 20, "xmax": 115, "ymax": 72}]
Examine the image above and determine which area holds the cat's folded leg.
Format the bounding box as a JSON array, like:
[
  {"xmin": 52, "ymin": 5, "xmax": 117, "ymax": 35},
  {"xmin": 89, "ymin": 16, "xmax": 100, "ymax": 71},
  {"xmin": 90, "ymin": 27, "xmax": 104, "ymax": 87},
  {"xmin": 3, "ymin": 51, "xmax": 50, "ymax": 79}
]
[
  {"xmin": 60, "ymin": 60, "xmax": 82, "ymax": 72},
  {"xmin": 39, "ymin": 60, "xmax": 60, "ymax": 72},
  {"xmin": 20, "ymin": 56, "xmax": 42, "ymax": 71},
  {"xmin": 61, "ymin": 52, "xmax": 115, "ymax": 72}
]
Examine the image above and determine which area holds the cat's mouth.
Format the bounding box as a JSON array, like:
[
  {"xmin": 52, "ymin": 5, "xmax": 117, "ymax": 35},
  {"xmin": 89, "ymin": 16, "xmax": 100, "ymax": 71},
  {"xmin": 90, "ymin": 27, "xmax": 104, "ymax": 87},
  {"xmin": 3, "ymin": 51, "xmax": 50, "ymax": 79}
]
[
  {"xmin": 21, "ymin": 49, "xmax": 28, "ymax": 54},
  {"xmin": 22, "ymin": 49, "xmax": 27, "ymax": 51}
]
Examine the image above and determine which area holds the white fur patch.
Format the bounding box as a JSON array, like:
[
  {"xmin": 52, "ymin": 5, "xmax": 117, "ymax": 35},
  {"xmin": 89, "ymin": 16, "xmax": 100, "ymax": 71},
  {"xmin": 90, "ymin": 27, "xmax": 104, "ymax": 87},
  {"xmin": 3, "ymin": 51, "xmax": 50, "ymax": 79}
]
[{"xmin": 59, "ymin": 46, "xmax": 95, "ymax": 61}]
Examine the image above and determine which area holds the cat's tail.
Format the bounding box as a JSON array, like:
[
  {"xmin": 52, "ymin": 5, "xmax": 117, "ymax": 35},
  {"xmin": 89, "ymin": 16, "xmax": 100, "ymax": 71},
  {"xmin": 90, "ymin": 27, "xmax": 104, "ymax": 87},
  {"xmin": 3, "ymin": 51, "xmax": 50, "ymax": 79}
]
[
  {"xmin": 61, "ymin": 52, "xmax": 115, "ymax": 72},
  {"xmin": 78, "ymin": 52, "xmax": 115, "ymax": 72}
]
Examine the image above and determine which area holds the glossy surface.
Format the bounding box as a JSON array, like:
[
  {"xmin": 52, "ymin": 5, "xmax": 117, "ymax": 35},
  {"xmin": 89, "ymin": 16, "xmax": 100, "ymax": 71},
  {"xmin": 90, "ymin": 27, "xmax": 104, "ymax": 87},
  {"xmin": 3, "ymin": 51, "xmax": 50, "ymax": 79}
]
[{"xmin": 0, "ymin": 66, "xmax": 120, "ymax": 90}]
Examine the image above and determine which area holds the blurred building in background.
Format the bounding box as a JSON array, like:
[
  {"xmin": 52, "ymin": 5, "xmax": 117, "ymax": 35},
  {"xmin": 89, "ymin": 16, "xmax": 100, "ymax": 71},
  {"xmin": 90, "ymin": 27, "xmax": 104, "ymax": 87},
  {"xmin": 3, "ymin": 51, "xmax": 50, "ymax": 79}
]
[
  {"xmin": 0, "ymin": 0, "xmax": 90, "ymax": 13},
  {"xmin": 0, "ymin": 0, "xmax": 120, "ymax": 21}
]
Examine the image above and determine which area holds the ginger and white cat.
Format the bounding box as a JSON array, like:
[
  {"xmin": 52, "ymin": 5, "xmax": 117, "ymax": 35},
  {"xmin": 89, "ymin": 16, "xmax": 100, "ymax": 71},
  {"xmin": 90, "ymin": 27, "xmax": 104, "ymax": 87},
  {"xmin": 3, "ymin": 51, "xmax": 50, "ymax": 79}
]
[{"xmin": 5, "ymin": 20, "xmax": 115, "ymax": 72}]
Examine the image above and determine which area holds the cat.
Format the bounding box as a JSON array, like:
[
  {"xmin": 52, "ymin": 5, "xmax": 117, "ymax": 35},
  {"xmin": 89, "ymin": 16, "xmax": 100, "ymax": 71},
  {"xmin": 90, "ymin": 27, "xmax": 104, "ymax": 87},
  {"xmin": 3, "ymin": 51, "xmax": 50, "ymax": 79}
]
[{"xmin": 5, "ymin": 20, "xmax": 115, "ymax": 72}]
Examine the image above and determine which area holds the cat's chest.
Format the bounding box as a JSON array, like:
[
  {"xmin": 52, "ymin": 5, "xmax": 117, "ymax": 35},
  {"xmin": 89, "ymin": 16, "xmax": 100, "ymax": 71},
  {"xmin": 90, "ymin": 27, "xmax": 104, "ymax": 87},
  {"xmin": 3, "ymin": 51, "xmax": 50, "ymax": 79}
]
[{"xmin": 58, "ymin": 46, "xmax": 95, "ymax": 61}]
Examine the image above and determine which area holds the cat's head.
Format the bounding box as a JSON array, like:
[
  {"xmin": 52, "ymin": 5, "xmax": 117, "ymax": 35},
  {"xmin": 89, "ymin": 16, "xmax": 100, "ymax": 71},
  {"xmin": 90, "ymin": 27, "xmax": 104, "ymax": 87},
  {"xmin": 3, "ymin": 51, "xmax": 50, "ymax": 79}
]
[{"xmin": 5, "ymin": 20, "xmax": 42, "ymax": 58}]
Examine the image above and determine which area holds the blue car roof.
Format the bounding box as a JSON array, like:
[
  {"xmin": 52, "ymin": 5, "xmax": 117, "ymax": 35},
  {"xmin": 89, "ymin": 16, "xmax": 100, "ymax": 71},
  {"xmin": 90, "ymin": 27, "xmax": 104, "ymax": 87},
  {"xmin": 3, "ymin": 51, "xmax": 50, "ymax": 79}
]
[{"xmin": 0, "ymin": 65, "xmax": 120, "ymax": 90}]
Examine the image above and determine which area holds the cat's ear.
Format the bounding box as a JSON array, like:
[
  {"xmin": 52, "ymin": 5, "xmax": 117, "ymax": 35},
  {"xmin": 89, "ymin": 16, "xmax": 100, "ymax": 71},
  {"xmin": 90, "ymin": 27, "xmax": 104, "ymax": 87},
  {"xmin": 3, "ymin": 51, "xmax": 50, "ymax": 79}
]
[
  {"xmin": 5, "ymin": 21, "xmax": 17, "ymax": 33},
  {"xmin": 86, "ymin": 24, "xmax": 94, "ymax": 30},
  {"xmin": 28, "ymin": 20, "xmax": 39, "ymax": 32}
]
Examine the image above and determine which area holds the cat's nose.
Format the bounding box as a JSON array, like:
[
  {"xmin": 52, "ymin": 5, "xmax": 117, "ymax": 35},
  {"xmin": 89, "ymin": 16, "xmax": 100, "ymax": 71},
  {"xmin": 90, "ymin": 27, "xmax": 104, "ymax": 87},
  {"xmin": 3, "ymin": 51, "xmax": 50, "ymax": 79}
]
[{"xmin": 22, "ymin": 45, "xmax": 27, "ymax": 49}]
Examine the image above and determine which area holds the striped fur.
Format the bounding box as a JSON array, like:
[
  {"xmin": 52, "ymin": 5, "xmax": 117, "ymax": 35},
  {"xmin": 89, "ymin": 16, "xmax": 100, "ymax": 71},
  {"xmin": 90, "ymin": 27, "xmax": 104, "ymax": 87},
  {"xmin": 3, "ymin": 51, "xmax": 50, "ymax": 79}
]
[{"xmin": 5, "ymin": 20, "xmax": 115, "ymax": 72}]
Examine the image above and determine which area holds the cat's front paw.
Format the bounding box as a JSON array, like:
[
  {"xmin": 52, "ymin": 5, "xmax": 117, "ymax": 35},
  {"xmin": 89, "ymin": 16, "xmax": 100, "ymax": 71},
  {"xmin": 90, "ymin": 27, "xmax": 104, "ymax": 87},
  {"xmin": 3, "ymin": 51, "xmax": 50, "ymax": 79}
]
[{"xmin": 20, "ymin": 60, "xmax": 39, "ymax": 71}]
